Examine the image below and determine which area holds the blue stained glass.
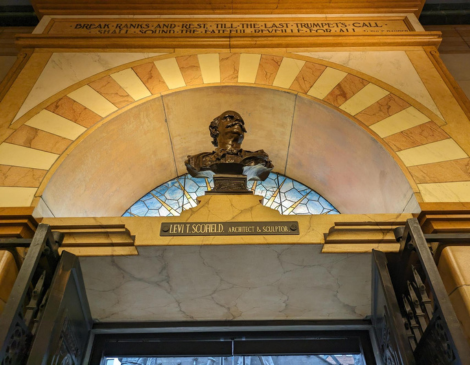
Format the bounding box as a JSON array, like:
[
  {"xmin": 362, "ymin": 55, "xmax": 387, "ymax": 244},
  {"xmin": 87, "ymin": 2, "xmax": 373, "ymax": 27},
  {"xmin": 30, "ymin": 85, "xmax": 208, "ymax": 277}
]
[
  {"xmin": 146, "ymin": 209, "xmax": 162, "ymax": 217},
  {"xmin": 144, "ymin": 198, "xmax": 162, "ymax": 210},
  {"xmin": 319, "ymin": 196, "xmax": 335, "ymax": 211},
  {"xmin": 130, "ymin": 201, "xmax": 149, "ymax": 216},
  {"xmin": 140, "ymin": 193, "xmax": 154, "ymax": 201},
  {"xmin": 123, "ymin": 173, "xmax": 339, "ymax": 217},
  {"xmin": 306, "ymin": 190, "xmax": 320, "ymax": 201},
  {"xmin": 159, "ymin": 206, "xmax": 171, "ymax": 216},
  {"xmin": 306, "ymin": 200, "xmax": 325, "ymax": 215},
  {"xmin": 184, "ymin": 178, "xmax": 199, "ymax": 193},
  {"xmin": 292, "ymin": 203, "xmax": 309, "ymax": 215},
  {"xmin": 284, "ymin": 187, "xmax": 304, "ymax": 203}
]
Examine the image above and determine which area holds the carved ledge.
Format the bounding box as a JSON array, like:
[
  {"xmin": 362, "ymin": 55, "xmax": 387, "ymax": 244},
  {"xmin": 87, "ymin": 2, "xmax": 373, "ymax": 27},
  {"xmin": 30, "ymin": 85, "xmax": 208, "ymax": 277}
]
[
  {"xmin": 0, "ymin": 209, "xmax": 138, "ymax": 257},
  {"xmin": 419, "ymin": 202, "xmax": 470, "ymax": 234},
  {"xmin": 48, "ymin": 224, "xmax": 138, "ymax": 257},
  {"xmin": 323, "ymin": 220, "xmax": 407, "ymax": 253}
]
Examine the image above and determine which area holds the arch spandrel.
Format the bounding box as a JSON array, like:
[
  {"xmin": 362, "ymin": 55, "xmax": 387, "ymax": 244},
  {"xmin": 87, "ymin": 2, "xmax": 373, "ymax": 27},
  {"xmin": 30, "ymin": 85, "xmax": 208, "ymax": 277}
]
[{"xmin": 0, "ymin": 51, "xmax": 468, "ymax": 210}]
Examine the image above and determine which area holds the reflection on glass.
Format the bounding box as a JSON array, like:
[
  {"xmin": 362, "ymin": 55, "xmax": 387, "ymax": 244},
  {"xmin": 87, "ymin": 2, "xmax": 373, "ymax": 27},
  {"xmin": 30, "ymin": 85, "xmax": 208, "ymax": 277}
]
[
  {"xmin": 107, "ymin": 355, "xmax": 364, "ymax": 365},
  {"xmin": 123, "ymin": 173, "xmax": 339, "ymax": 217}
]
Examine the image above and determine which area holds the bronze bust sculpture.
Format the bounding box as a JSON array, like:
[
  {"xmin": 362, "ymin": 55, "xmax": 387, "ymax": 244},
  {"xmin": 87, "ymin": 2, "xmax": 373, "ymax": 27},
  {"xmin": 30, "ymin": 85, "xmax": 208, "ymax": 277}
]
[{"xmin": 185, "ymin": 110, "xmax": 273, "ymax": 193}]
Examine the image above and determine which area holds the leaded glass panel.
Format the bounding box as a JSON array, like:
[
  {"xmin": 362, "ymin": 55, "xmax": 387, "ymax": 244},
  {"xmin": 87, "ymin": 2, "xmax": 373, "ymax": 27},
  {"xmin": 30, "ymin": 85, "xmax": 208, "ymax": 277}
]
[{"xmin": 123, "ymin": 173, "xmax": 339, "ymax": 217}]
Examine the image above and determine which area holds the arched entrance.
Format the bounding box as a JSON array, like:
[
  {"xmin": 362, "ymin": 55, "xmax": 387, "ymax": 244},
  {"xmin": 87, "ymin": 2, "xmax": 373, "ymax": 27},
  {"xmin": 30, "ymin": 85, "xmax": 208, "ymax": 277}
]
[{"xmin": 39, "ymin": 85, "xmax": 418, "ymax": 217}]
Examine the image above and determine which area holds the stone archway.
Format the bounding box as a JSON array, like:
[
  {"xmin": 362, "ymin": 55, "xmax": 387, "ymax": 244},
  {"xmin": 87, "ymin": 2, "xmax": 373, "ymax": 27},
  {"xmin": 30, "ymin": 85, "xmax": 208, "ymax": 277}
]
[
  {"xmin": 40, "ymin": 86, "xmax": 418, "ymax": 216},
  {"xmin": 1, "ymin": 52, "xmax": 466, "ymax": 210}
]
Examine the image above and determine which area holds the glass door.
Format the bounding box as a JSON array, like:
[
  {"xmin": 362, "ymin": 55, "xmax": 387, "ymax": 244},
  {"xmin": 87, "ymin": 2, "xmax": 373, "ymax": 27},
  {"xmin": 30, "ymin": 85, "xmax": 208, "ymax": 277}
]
[{"xmin": 89, "ymin": 329, "xmax": 376, "ymax": 364}]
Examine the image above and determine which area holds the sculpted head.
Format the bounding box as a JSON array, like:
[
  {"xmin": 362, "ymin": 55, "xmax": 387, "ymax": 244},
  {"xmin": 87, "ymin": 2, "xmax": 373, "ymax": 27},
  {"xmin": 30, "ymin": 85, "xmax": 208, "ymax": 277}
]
[
  {"xmin": 185, "ymin": 109, "xmax": 273, "ymax": 182},
  {"xmin": 209, "ymin": 110, "xmax": 247, "ymax": 148}
]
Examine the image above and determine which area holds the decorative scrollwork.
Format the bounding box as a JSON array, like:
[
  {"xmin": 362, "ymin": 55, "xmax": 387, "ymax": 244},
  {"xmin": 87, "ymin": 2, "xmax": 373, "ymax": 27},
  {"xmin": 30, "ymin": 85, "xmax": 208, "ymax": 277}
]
[
  {"xmin": 415, "ymin": 316, "xmax": 455, "ymax": 365},
  {"xmin": 50, "ymin": 316, "xmax": 81, "ymax": 365},
  {"xmin": 377, "ymin": 310, "xmax": 401, "ymax": 365},
  {"xmin": 1, "ymin": 320, "xmax": 30, "ymax": 365}
]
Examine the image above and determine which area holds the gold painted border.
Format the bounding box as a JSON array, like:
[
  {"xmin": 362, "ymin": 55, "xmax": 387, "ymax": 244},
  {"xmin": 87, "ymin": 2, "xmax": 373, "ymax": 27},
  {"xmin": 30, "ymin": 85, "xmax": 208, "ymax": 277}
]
[
  {"xmin": 425, "ymin": 46, "xmax": 470, "ymax": 120},
  {"xmin": 0, "ymin": 50, "xmax": 33, "ymax": 103}
]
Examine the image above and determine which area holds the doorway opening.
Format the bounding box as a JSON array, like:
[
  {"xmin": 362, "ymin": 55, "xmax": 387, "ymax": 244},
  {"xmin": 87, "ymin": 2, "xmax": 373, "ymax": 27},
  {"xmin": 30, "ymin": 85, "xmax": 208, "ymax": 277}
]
[{"xmin": 88, "ymin": 322, "xmax": 377, "ymax": 365}]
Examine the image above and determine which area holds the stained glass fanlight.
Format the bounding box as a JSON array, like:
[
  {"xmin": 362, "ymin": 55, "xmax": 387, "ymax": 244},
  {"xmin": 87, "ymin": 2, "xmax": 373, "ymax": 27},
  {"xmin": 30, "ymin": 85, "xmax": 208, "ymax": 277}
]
[{"xmin": 123, "ymin": 173, "xmax": 339, "ymax": 217}]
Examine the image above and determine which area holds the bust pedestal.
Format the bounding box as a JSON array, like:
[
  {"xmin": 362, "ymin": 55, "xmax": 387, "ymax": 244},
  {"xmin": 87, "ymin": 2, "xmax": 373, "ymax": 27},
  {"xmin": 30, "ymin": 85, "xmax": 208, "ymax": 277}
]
[{"xmin": 206, "ymin": 174, "xmax": 253, "ymax": 195}]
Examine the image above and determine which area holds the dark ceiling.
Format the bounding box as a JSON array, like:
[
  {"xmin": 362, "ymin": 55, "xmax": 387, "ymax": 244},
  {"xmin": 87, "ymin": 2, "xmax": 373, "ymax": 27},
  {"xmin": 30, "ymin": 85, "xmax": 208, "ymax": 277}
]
[
  {"xmin": 0, "ymin": 0, "xmax": 469, "ymax": 26},
  {"xmin": 422, "ymin": 0, "xmax": 470, "ymax": 24}
]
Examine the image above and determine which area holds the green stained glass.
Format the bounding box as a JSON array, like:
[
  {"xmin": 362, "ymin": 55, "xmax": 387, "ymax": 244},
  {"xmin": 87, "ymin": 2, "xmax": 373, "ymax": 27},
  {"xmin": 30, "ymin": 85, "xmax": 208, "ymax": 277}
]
[{"xmin": 123, "ymin": 173, "xmax": 339, "ymax": 217}]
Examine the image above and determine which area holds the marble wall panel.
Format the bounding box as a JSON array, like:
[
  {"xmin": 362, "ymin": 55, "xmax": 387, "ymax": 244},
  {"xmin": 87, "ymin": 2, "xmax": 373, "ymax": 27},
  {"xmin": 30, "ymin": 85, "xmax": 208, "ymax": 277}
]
[
  {"xmin": 239, "ymin": 54, "xmax": 261, "ymax": 83},
  {"xmin": 355, "ymin": 94, "xmax": 410, "ymax": 126},
  {"xmin": 219, "ymin": 53, "xmax": 240, "ymax": 83},
  {"xmin": 162, "ymin": 86, "xmax": 296, "ymax": 176},
  {"xmin": 289, "ymin": 62, "xmax": 326, "ymax": 94},
  {"xmin": 89, "ymin": 75, "xmax": 135, "ymax": 108},
  {"xmin": 5, "ymin": 125, "xmax": 72, "ymax": 154},
  {"xmin": 198, "ymin": 53, "xmax": 220, "ymax": 84},
  {"xmin": 339, "ymin": 84, "xmax": 389, "ymax": 116},
  {"xmin": 384, "ymin": 121, "xmax": 449, "ymax": 152},
  {"xmin": 133, "ymin": 62, "xmax": 169, "ymax": 94},
  {"xmin": 175, "ymin": 55, "xmax": 203, "ymax": 86},
  {"xmin": 0, "ymin": 187, "xmax": 36, "ymax": 207},
  {"xmin": 154, "ymin": 58, "xmax": 186, "ymax": 89},
  {"xmin": 397, "ymin": 139, "xmax": 467, "ymax": 167},
  {"xmin": 0, "ymin": 165, "xmax": 46, "ymax": 187},
  {"xmin": 419, "ymin": 181, "xmax": 470, "ymax": 202},
  {"xmin": 46, "ymin": 96, "xmax": 102, "ymax": 128},
  {"xmin": 323, "ymin": 74, "xmax": 369, "ymax": 108},
  {"xmin": 255, "ymin": 54, "xmax": 282, "ymax": 85},
  {"xmin": 0, "ymin": 143, "xmax": 58, "ymax": 170},
  {"xmin": 409, "ymin": 158, "xmax": 470, "ymax": 184},
  {"xmin": 110, "ymin": 69, "xmax": 151, "ymax": 101},
  {"xmin": 297, "ymin": 51, "xmax": 443, "ymax": 119},
  {"xmin": 80, "ymin": 245, "xmax": 371, "ymax": 321},
  {"xmin": 307, "ymin": 68, "xmax": 347, "ymax": 99},
  {"xmin": 25, "ymin": 110, "xmax": 86, "ymax": 140},
  {"xmin": 68, "ymin": 86, "xmax": 118, "ymax": 117},
  {"xmin": 406, "ymin": 50, "xmax": 466, "ymax": 127},
  {"xmin": 370, "ymin": 107, "xmax": 430, "ymax": 138},
  {"xmin": 286, "ymin": 95, "xmax": 417, "ymax": 214},
  {"xmin": 272, "ymin": 58, "xmax": 305, "ymax": 89},
  {"xmin": 14, "ymin": 52, "xmax": 165, "ymax": 122},
  {"xmin": 42, "ymin": 97, "xmax": 176, "ymax": 217}
]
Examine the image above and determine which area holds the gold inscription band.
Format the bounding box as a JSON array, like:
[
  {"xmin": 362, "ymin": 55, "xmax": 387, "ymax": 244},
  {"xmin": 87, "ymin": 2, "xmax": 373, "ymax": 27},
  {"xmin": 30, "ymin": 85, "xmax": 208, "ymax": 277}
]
[{"xmin": 47, "ymin": 18, "xmax": 411, "ymax": 36}]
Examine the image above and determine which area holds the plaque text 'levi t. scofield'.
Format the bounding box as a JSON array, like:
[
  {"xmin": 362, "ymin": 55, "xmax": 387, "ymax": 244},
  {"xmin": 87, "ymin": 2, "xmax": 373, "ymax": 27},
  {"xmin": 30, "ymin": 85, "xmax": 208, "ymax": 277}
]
[{"xmin": 160, "ymin": 222, "xmax": 299, "ymax": 236}]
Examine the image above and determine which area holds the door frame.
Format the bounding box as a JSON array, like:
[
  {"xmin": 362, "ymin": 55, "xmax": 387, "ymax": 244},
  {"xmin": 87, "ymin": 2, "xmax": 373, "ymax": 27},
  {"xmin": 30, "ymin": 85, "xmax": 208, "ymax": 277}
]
[{"xmin": 85, "ymin": 319, "xmax": 382, "ymax": 364}]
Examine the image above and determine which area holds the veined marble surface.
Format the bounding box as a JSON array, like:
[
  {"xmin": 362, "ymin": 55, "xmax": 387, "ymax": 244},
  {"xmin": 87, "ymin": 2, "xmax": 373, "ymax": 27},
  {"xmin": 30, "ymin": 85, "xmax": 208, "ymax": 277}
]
[
  {"xmin": 297, "ymin": 51, "xmax": 443, "ymax": 119},
  {"xmin": 80, "ymin": 245, "xmax": 371, "ymax": 322},
  {"xmin": 14, "ymin": 52, "xmax": 165, "ymax": 122}
]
